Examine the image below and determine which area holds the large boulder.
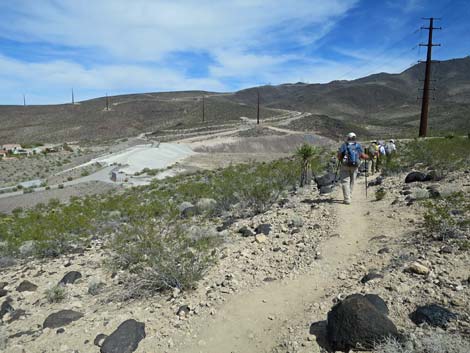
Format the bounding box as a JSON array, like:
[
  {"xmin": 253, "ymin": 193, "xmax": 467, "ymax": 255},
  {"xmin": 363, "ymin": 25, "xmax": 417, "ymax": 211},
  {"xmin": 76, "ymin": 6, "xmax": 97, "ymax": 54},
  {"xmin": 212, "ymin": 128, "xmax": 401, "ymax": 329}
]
[
  {"xmin": 1, "ymin": 300, "xmax": 14, "ymax": 320},
  {"xmin": 16, "ymin": 280, "xmax": 37, "ymax": 292},
  {"xmin": 326, "ymin": 294, "xmax": 398, "ymax": 351},
  {"xmin": 100, "ymin": 319, "xmax": 146, "ymax": 353},
  {"xmin": 255, "ymin": 224, "xmax": 272, "ymax": 236},
  {"xmin": 410, "ymin": 304, "xmax": 457, "ymax": 328},
  {"xmin": 43, "ymin": 310, "xmax": 83, "ymax": 329},
  {"xmin": 59, "ymin": 271, "xmax": 82, "ymax": 286},
  {"xmin": 405, "ymin": 172, "xmax": 431, "ymax": 183}
]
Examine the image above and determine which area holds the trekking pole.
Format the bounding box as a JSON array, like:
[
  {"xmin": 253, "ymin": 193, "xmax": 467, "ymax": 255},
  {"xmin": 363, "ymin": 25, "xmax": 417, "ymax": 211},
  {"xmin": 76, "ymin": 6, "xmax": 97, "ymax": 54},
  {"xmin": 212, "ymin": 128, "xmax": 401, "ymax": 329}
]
[
  {"xmin": 333, "ymin": 160, "xmax": 341, "ymax": 186},
  {"xmin": 365, "ymin": 159, "xmax": 368, "ymax": 198}
]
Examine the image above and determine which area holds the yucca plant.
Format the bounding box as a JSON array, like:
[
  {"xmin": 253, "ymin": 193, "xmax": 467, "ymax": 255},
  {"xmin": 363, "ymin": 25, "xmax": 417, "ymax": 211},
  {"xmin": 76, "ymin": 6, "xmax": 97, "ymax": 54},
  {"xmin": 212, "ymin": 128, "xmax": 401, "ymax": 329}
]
[{"xmin": 296, "ymin": 143, "xmax": 317, "ymax": 187}]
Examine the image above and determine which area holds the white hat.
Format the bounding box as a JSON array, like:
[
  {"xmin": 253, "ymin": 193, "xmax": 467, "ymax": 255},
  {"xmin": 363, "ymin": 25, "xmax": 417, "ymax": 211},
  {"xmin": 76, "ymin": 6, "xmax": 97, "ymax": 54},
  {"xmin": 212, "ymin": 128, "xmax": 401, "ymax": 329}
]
[
  {"xmin": 346, "ymin": 132, "xmax": 356, "ymax": 141},
  {"xmin": 390, "ymin": 139, "xmax": 395, "ymax": 143}
]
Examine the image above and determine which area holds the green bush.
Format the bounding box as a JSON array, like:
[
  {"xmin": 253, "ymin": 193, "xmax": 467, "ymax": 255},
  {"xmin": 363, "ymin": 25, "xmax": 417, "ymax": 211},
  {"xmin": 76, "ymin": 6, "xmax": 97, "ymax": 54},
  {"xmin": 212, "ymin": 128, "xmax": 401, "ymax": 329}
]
[
  {"xmin": 110, "ymin": 220, "xmax": 221, "ymax": 296},
  {"xmin": 383, "ymin": 137, "xmax": 470, "ymax": 174},
  {"xmin": 45, "ymin": 285, "xmax": 66, "ymax": 303},
  {"xmin": 375, "ymin": 187, "xmax": 387, "ymax": 201}
]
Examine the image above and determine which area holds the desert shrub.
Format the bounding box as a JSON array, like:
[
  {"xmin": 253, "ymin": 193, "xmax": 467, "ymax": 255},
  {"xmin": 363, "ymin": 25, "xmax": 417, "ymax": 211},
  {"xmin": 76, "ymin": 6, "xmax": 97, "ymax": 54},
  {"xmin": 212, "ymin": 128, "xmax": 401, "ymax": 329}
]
[
  {"xmin": 375, "ymin": 187, "xmax": 387, "ymax": 201},
  {"xmin": 423, "ymin": 192, "xmax": 469, "ymax": 242},
  {"xmin": 67, "ymin": 176, "xmax": 73, "ymax": 181},
  {"xmin": 109, "ymin": 219, "xmax": 221, "ymax": 297},
  {"xmin": 374, "ymin": 333, "xmax": 470, "ymax": 353},
  {"xmin": 296, "ymin": 143, "xmax": 319, "ymax": 187},
  {"xmin": 80, "ymin": 170, "xmax": 90, "ymax": 177},
  {"xmin": 88, "ymin": 278, "xmax": 105, "ymax": 296},
  {"xmin": 383, "ymin": 137, "xmax": 470, "ymax": 174},
  {"xmin": 45, "ymin": 285, "xmax": 66, "ymax": 303},
  {"xmin": 58, "ymin": 183, "xmax": 64, "ymax": 189},
  {"xmin": 413, "ymin": 188, "xmax": 430, "ymax": 200}
]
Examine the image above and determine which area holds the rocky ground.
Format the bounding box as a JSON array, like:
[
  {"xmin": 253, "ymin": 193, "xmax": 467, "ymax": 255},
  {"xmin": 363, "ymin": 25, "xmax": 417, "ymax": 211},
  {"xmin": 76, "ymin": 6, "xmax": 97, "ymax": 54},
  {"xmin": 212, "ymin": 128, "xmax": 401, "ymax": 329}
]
[{"xmin": 1, "ymin": 169, "xmax": 469, "ymax": 353}]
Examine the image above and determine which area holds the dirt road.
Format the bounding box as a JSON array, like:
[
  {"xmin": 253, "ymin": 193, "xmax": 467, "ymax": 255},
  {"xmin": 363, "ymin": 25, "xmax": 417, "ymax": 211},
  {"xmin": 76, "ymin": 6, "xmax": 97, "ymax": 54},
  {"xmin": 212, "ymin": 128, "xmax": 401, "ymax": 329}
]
[{"xmin": 174, "ymin": 181, "xmax": 373, "ymax": 353}]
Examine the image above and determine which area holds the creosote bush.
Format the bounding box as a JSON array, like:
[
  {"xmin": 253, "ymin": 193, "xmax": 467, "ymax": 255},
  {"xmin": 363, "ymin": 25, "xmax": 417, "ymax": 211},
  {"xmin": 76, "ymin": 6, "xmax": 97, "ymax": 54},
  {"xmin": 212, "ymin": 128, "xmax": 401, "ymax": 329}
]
[
  {"xmin": 375, "ymin": 187, "xmax": 387, "ymax": 201},
  {"xmin": 45, "ymin": 285, "xmax": 66, "ymax": 303},
  {"xmin": 110, "ymin": 219, "xmax": 221, "ymax": 297}
]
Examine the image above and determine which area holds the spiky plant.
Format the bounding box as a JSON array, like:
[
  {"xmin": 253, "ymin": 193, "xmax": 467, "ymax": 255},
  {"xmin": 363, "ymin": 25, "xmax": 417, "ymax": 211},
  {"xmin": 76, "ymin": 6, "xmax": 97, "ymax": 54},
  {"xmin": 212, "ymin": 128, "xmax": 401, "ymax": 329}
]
[{"xmin": 296, "ymin": 143, "xmax": 317, "ymax": 187}]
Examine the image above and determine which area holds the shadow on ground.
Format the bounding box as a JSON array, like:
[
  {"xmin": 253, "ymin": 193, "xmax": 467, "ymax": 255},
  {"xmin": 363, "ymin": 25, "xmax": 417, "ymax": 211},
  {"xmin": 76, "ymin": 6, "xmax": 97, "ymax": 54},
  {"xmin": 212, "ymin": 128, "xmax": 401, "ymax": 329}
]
[{"xmin": 309, "ymin": 320, "xmax": 332, "ymax": 352}]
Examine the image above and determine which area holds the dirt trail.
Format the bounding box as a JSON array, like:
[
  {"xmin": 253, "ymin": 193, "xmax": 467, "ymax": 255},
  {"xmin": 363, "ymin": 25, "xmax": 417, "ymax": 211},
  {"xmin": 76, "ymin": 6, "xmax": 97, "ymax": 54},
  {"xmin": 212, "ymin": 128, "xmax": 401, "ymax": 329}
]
[{"xmin": 175, "ymin": 181, "xmax": 371, "ymax": 353}]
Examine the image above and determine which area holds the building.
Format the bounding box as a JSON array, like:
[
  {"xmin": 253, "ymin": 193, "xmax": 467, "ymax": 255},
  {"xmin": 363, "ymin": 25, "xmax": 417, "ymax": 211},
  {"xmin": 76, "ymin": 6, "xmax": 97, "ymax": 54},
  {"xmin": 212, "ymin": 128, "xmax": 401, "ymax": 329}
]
[
  {"xmin": 111, "ymin": 170, "xmax": 127, "ymax": 182},
  {"xmin": 2, "ymin": 144, "xmax": 22, "ymax": 153}
]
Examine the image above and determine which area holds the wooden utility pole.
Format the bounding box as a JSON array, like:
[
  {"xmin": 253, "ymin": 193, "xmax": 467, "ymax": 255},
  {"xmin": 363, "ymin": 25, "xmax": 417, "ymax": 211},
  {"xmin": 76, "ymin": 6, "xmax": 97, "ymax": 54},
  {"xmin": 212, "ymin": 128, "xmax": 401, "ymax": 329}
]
[
  {"xmin": 23, "ymin": 94, "xmax": 26, "ymax": 106},
  {"xmin": 72, "ymin": 88, "xmax": 75, "ymax": 105},
  {"xmin": 106, "ymin": 93, "xmax": 109, "ymax": 111},
  {"xmin": 256, "ymin": 89, "xmax": 260, "ymax": 125},
  {"xmin": 202, "ymin": 96, "xmax": 205, "ymax": 123},
  {"xmin": 418, "ymin": 17, "xmax": 441, "ymax": 137}
]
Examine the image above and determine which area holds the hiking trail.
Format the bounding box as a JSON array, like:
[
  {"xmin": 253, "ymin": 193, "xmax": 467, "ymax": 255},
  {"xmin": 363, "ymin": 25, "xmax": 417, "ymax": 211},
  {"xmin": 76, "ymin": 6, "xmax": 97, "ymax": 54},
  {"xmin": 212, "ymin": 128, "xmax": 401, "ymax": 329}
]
[{"xmin": 174, "ymin": 179, "xmax": 373, "ymax": 353}]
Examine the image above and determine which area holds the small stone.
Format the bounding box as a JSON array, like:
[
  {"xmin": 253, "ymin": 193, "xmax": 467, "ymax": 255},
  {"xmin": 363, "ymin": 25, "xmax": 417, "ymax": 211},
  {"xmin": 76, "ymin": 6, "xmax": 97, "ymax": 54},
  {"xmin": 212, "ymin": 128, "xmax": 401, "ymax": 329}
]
[
  {"xmin": 255, "ymin": 234, "xmax": 267, "ymax": 243},
  {"xmin": 16, "ymin": 280, "xmax": 38, "ymax": 292},
  {"xmin": 43, "ymin": 310, "xmax": 83, "ymax": 329},
  {"xmin": 406, "ymin": 262, "xmax": 430, "ymax": 276},
  {"xmin": 94, "ymin": 333, "xmax": 108, "ymax": 347},
  {"xmin": 59, "ymin": 271, "xmax": 82, "ymax": 286},
  {"xmin": 255, "ymin": 224, "xmax": 272, "ymax": 235},
  {"xmin": 101, "ymin": 319, "xmax": 145, "ymax": 353},
  {"xmin": 176, "ymin": 305, "xmax": 190, "ymax": 317},
  {"xmin": 238, "ymin": 226, "xmax": 254, "ymax": 237}
]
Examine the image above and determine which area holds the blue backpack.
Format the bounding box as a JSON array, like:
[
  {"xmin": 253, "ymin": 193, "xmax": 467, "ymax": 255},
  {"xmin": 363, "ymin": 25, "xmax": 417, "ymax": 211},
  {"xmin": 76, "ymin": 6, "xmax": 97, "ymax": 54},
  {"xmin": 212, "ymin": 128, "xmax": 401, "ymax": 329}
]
[{"xmin": 341, "ymin": 143, "xmax": 360, "ymax": 167}]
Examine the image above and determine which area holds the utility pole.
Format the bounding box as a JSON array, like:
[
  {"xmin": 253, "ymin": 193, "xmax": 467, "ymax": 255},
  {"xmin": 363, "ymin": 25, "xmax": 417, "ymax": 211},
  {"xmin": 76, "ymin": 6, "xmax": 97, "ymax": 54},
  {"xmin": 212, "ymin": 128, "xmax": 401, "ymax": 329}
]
[
  {"xmin": 256, "ymin": 89, "xmax": 260, "ymax": 125},
  {"xmin": 23, "ymin": 94, "xmax": 26, "ymax": 107},
  {"xmin": 106, "ymin": 93, "xmax": 109, "ymax": 111},
  {"xmin": 72, "ymin": 88, "xmax": 75, "ymax": 105},
  {"xmin": 418, "ymin": 17, "xmax": 441, "ymax": 137},
  {"xmin": 202, "ymin": 96, "xmax": 205, "ymax": 123}
]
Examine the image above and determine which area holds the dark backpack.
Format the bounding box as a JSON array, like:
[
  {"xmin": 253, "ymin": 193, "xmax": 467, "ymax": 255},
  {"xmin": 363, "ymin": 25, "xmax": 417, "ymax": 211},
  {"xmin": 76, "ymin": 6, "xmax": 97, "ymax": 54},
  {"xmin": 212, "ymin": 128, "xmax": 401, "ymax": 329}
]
[{"xmin": 342, "ymin": 143, "xmax": 360, "ymax": 167}]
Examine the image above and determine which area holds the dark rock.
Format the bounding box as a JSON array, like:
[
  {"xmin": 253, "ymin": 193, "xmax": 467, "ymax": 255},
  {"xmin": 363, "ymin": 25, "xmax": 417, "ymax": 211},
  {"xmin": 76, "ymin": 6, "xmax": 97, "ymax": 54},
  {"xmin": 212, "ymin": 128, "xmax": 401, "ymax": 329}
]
[
  {"xmin": 0, "ymin": 282, "xmax": 7, "ymax": 289},
  {"xmin": 440, "ymin": 245, "xmax": 453, "ymax": 254},
  {"xmin": 100, "ymin": 319, "xmax": 146, "ymax": 353},
  {"xmin": 364, "ymin": 294, "xmax": 389, "ymax": 315},
  {"xmin": 56, "ymin": 328, "xmax": 65, "ymax": 334},
  {"xmin": 278, "ymin": 198, "xmax": 289, "ymax": 207},
  {"xmin": 43, "ymin": 310, "xmax": 84, "ymax": 329},
  {"xmin": 361, "ymin": 272, "xmax": 384, "ymax": 284},
  {"xmin": 368, "ymin": 176, "xmax": 383, "ymax": 187},
  {"xmin": 402, "ymin": 186, "xmax": 411, "ymax": 190},
  {"xmin": 59, "ymin": 271, "xmax": 82, "ymax": 285},
  {"xmin": 176, "ymin": 305, "xmax": 190, "ymax": 316},
  {"xmin": 9, "ymin": 329, "xmax": 39, "ymax": 339},
  {"xmin": 255, "ymin": 224, "xmax": 271, "ymax": 235},
  {"xmin": 378, "ymin": 247, "xmax": 390, "ymax": 254},
  {"xmin": 427, "ymin": 170, "xmax": 444, "ymax": 181},
  {"xmin": 405, "ymin": 171, "xmax": 431, "ymax": 183},
  {"xmin": 16, "ymin": 280, "xmax": 37, "ymax": 292},
  {"xmin": 410, "ymin": 304, "xmax": 457, "ymax": 328},
  {"xmin": 7, "ymin": 309, "xmax": 26, "ymax": 323},
  {"xmin": 216, "ymin": 218, "xmax": 235, "ymax": 232},
  {"xmin": 315, "ymin": 172, "xmax": 336, "ymax": 187},
  {"xmin": 326, "ymin": 294, "xmax": 398, "ymax": 351},
  {"xmin": 238, "ymin": 226, "xmax": 254, "ymax": 237},
  {"xmin": 0, "ymin": 289, "xmax": 7, "ymax": 297},
  {"xmin": 1, "ymin": 300, "xmax": 14, "ymax": 319},
  {"xmin": 402, "ymin": 190, "xmax": 412, "ymax": 196},
  {"xmin": 182, "ymin": 206, "xmax": 197, "ymax": 218},
  {"xmin": 319, "ymin": 185, "xmax": 335, "ymax": 195},
  {"xmin": 263, "ymin": 277, "xmax": 276, "ymax": 282},
  {"xmin": 94, "ymin": 333, "xmax": 108, "ymax": 347}
]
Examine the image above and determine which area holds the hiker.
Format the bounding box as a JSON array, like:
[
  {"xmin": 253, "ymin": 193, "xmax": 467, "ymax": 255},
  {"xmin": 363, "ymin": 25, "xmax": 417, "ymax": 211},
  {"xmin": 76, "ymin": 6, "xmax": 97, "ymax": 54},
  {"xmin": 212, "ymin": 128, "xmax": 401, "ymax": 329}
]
[
  {"xmin": 366, "ymin": 140, "xmax": 379, "ymax": 175},
  {"xmin": 337, "ymin": 132, "xmax": 369, "ymax": 204},
  {"xmin": 385, "ymin": 139, "xmax": 397, "ymax": 163},
  {"xmin": 376, "ymin": 141, "xmax": 386, "ymax": 172}
]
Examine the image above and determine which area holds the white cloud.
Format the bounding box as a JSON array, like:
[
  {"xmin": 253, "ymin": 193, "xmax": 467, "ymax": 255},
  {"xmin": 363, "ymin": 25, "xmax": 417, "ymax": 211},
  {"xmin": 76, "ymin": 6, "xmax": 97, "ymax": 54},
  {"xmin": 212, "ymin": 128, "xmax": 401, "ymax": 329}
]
[
  {"xmin": 0, "ymin": 0, "xmax": 358, "ymax": 61},
  {"xmin": 0, "ymin": 0, "xmax": 362, "ymax": 103}
]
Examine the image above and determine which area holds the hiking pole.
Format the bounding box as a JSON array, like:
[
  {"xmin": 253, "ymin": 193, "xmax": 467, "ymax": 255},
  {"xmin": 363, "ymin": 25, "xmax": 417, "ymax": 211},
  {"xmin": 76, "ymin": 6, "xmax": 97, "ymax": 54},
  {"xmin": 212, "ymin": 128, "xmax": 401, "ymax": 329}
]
[{"xmin": 365, "ymin": 159, "xmax": 368, "ymax": 198}]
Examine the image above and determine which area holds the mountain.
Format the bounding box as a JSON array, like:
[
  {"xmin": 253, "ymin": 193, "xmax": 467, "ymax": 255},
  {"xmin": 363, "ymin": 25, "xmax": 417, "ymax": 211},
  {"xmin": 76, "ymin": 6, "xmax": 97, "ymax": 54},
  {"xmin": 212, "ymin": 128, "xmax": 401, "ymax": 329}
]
[
  {"xmin": 229, "ymin": 56, "xmax": 470, "ymax": 138},
  {"xmin": 1, "ymin": 57, "xmax": 469, "ymax": 143}
]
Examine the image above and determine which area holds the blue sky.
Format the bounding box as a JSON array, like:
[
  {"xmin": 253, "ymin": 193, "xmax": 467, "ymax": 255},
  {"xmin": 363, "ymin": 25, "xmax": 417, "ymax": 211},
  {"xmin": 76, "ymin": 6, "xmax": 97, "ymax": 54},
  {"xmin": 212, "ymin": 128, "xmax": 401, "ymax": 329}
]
[{"xmin": 0, "ymin": 0, "xmax": 468, "ymax": 104}]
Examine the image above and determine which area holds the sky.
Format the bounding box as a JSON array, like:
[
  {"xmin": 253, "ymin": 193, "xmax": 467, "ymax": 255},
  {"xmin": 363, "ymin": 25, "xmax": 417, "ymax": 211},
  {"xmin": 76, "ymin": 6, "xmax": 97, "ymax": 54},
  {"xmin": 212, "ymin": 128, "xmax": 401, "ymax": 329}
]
[{"xmin": 0, "ymin": 0, "xmax": 469, "ymax": 105}]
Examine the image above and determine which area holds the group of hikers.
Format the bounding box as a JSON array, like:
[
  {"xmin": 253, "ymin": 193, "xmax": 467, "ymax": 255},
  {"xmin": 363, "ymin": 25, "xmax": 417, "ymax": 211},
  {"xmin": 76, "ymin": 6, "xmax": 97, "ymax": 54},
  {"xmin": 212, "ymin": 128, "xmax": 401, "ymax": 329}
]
[{"xmin": 336, "ymin": 132, "xmax": 397, "ymax": 204}]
